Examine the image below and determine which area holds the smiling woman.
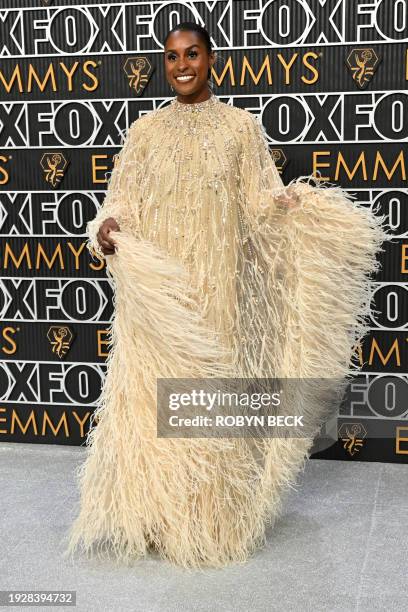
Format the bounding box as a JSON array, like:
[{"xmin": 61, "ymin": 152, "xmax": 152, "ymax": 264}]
[
  {"xmin": 65, "ymin": 22, "xmax": 392, "ymax": 570},
  {"xmin": 163, "ymin": 23, "xmax": 217, "ymax": 105}
]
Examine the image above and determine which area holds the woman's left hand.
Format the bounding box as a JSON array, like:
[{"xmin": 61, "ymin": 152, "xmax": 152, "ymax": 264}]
[{"xmin": 276, "ymin": 185, "xmax": 300, "ymax": 209}]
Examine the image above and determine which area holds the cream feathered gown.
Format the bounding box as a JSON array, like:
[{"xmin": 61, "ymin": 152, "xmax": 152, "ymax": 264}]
[{"xmin": 64, "ymin": 93, "xmax": 391, "ymax": 569}]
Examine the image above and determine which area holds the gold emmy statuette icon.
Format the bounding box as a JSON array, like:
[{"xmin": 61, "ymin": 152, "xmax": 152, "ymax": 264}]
[
  {"xmin": 346, "ymin": 48, "xmax": 380, "ymax": 89},
  {"xmin": 271, "ymin": 148, "xmax": 287, "ymax": 174},
  {"xmin": 47, "ymin": 326, "xmax": 74, "ymax": 358},
  {"xmin": 40, "ymin": 153, "xmax": 69, "ymax": 188},
  {"xmin": 123, "ymin": 56, "xmax": 152, "ymax": 94},
  {"xmin": 338, "ymin": 422, "xmax": 367, "ymax": 457}
]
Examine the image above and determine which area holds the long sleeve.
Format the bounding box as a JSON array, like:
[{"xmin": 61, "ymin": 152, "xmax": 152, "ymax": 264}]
[
  {"xmin": 238, "ymin": 112, "xmax": 294, "ymax": 234},
  {"xmin": 237, "ymin": 110, "xmax": 394, "ymax": 382},
  {"xmin": 86, "ymin": 118, "xmax": 146, "ymax": 259}
]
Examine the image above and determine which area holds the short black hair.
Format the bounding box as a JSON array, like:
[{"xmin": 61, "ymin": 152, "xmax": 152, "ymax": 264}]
[{"xmin": 164, "ymin": 22, "xmax": 212, "ymax": 54}]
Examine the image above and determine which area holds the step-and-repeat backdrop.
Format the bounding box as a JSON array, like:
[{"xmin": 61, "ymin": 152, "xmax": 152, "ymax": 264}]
[{"xmin": 0, "ymin": 0, "xmax": 407, "ymax": 462}]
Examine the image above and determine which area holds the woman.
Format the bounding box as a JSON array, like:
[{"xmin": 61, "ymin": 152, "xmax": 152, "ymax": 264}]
[{"xmin": 65, "ymin": 23, "xmax": 390, "ymax": 569}]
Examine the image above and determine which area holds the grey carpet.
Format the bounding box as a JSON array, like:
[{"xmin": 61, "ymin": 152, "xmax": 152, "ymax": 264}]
[{"xmin": 0, "ymin": 442, "xmax": 406, "ymax": 612}]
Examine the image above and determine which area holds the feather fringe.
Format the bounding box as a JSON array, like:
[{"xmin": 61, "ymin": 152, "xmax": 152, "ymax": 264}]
[{"xmin": 63, "ymin": 176, "xmax": 394, "ymax": 570}]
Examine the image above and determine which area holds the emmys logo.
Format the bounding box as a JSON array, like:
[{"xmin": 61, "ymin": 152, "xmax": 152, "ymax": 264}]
[
  {"xmin": 346, "ymin": 48, "xmax": 380, "ymax": 89},
  {"xmin": 40, "ymin": 153, "xmax": 69, "ymax": 188},
  {"xmin": 271, "ymin": 149, "xmax": 287, "ymax": 174},
  {"xmin": 338, "ymin": 423, "xmax": 367, "ymax": 457},
  {"xmin": 123, "ymin": 57, "xmax": 152, "ymax": 94},
  {"xmin": 47, "ymin": 326, "xmax": 74, "ymax": 358}
]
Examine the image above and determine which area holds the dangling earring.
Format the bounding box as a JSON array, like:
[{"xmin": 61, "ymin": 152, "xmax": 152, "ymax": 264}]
[{"xmin": 170, "ymin": 84, "xmax": 174, "ymax": 92}]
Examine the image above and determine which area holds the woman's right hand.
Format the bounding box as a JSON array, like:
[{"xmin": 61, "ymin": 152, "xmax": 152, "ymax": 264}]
[{"xmin": 97, "ymin": 217, "xmax": 120, "ymax": 255}]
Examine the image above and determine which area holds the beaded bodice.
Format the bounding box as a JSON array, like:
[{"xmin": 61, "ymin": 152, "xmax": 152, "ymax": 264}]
[
  {"xmin": 88, "ymin": 91, "xmax": 286, "ymax": 372},
  {"xmin": 170, "ymin": 92, "xmax": 219, "ymax": 114}
]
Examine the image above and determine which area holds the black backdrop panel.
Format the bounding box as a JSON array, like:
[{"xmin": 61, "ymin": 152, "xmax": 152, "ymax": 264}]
[{"xmin": 0, "ymin": 0, "xmax": 407, "ymax": 462}]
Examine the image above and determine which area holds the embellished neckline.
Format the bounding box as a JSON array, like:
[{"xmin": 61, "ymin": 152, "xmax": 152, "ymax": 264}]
[{"xmin": 171, "ymin": 92, "xmax": 219, "ymax": 113}]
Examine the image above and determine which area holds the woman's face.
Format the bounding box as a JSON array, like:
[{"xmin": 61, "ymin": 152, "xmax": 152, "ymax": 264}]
[{"xmin": 164, "ymin": 30, "xmax": 215, "ymax": 101}]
